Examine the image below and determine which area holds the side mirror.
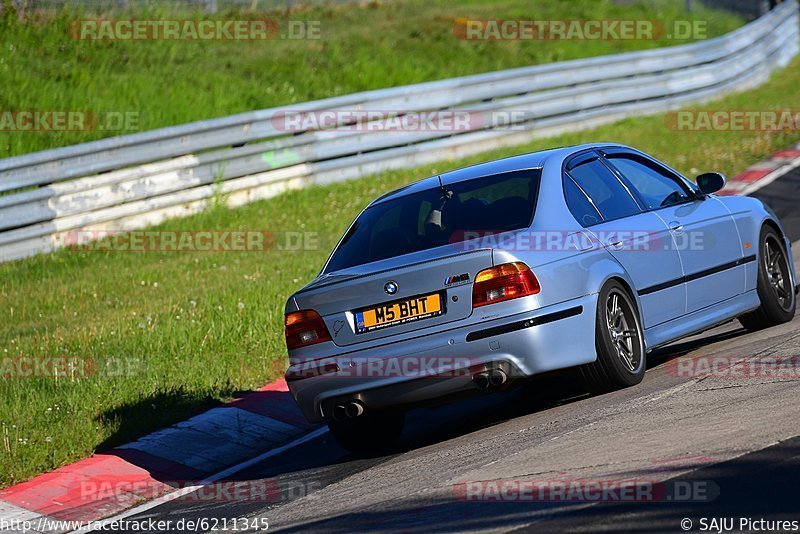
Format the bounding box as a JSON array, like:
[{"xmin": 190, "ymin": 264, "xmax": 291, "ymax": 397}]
[{"xmin": 696, "ymin": 172, "xmax": 726, "ymax": 195}]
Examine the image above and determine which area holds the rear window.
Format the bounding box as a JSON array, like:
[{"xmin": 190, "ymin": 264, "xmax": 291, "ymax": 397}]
[{"xmin": 324, "ymin": 169, "xmax": 540, "ymax": 272}]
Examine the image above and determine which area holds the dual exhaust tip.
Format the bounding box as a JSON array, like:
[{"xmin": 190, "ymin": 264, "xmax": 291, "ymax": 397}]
[
  {"xmin": 331, "ymin": 369, "xmax": 507, "ymax": 419},
  {"xmin": 473, "ymin": 369, "xmax": 507, "ymax": 390},
  {"xmin": 332, "ymin": 400, "xmax": 365, "ymax": 421}
]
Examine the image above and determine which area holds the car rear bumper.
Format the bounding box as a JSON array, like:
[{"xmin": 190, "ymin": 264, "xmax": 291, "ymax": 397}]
[{"xmin": 286, "ymin": 293, "xmax": 598, "ymax": 423}]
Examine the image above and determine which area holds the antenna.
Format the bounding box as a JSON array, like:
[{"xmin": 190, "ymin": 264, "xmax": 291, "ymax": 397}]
[
  {"xmin": 425, "ymin": 175, "xmax": 452, "ymax": 229},
  {"xmin": 437, "ymin": 175, "xmax": 452, "ymax": 201}
]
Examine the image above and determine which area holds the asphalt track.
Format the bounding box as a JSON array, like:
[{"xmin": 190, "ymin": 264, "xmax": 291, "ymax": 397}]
[{"xmin": 103, "ymin": 173, "xmax": 800, "ymax": 534}]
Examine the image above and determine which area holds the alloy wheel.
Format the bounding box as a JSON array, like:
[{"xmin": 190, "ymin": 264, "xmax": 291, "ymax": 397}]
[
  {"xmin": 764, "ymin": 236, "xmax": 793, "ymax": 311},
  {"xmin": 606, "ymin": 291, "xmax": 641, "ymax": 373}
]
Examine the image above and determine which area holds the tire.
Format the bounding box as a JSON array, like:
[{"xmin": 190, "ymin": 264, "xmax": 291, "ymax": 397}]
[
  {"xmin": 739, "ymin": 226, "xmax": 796, "ymax": 331},
  {"xmin": 327, "ymin": 410, "xmax": 405, "ymax": 454},
  {"xmin": 579, "ymin": 280, "xmax": 646, "ymax": 393}
]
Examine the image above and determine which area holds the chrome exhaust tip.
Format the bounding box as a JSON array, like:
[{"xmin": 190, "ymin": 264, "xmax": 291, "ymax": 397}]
[
  {"xmin": 344, "ymin": 401, "xmax": 365, "ymax": 418},
  {"xmin": 488, "ymin": 369, "xmax": 507, "ymax": 387},
  {"xmin": 473, "ymin": 372, "xmax": 491, "ymax": 390},
  {"xmin": 332, "ymin": 403, "xmax": 348, "ymax": 421}
]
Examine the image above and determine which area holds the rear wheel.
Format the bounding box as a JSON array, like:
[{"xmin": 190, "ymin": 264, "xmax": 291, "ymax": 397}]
[
  {"xmin": 579, "ymin": 281, "xmax": 646, "ymax": 392},
  {"xmin": 327, "ymin": 410, "xmax": 405, "ymax": 454},
  {"xmin": 739, "ymin": 226, "xmax": 796, "ymax": 331}
]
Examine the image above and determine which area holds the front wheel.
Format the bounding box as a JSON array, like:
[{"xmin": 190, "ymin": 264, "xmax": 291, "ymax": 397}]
[
  {"xmin": 739, "ymin": 226, "xmax": 796, "ymax": 331},
  {"xmin": 327, "ymin": 410, "xmax": 405, "ymax": 454},
  {"xmin": 579, "ymin": 281, "xmax": 646, "ymax": 392}
]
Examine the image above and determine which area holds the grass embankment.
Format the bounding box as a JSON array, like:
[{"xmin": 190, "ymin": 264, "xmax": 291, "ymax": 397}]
[
  {"xmin": 0, "ymin": 0, "xmax": 773, "ymax": 487},
  {"xmin": 0, "ymin": 0, "xmax": 740, "ymax": 157}
]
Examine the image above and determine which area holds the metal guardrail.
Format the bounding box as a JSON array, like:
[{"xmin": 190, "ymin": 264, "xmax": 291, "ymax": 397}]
[{"xmin": 0, "ymin": 0, "xmax": 798, "ymax": 262}]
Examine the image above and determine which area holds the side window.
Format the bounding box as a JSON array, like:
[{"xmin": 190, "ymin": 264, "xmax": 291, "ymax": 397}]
[
  {"xmin": 567, "ymin": 158, "xmax": 641, "ymax": 222},
  {"xmin": 606, "ymin": 156, "xmax": 692, "ymax": 210},
  {"xmin": 564, "ymin": 176, "xmax": 602, "ymax": 227}
]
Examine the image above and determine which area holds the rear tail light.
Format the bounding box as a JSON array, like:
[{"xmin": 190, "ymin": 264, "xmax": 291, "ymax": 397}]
[
  {"xmin": 285, "ymin": 310, "xmax": 332, "ymax": 350},
  {"xmin": 472, "ymin": 262, "xmax": 540, "ymax": 307}
]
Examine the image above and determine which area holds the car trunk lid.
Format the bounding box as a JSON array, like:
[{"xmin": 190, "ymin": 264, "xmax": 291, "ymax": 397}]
[{"xmin": 293, "ymin": 248, "xmax": 493, "ymax": 346}]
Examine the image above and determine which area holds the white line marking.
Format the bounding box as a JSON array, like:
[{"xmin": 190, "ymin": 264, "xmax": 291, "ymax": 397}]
[
  {"xmin": 739, "ymin": 156, "xmax": 800, "ymax": 195},
  {"xmin": 0, "ymin": 500, "xmax": 47, "ymax": 523},
  {"xmin": 70, "ymin": 426, "xmax": 328, "ymax": 533}
]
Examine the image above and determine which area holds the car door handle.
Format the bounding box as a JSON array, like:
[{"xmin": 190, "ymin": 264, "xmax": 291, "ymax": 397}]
[
  {"xmin": 669, "ymin": 224, "xmax": 684, "ymax": 233},
  {"xmin": 568, "ymin": 231, "xmax": 595, "ymax": 251},
  {"xmin": 608, "ymin": 240, "xmax": 625, "ymax": 249}
]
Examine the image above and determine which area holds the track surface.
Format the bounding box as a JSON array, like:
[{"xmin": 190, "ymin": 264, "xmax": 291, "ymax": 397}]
[
  {"xmin": 107, "ymin": 178, "xmax": 800, "ymax": 533},
  {"xmin": 751, "ymin": 165, "xmax": 800, "ymax": 242}
]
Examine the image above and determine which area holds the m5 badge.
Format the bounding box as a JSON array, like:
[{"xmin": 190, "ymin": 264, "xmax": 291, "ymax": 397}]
[{"xmin": 444, "ymin": 273, "xmax": 470, "ymax": 287}]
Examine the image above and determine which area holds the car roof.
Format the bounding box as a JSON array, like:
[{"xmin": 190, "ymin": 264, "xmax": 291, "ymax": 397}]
[{"xmin": 370, "ymin": 142, "xmax": 629, "ymax": 206}]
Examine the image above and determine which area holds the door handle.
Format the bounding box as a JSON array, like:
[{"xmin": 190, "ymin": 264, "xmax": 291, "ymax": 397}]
[
  {"xmin": 568, "ymin": 231, "xmax": 595, "ymax": 251},
  {"xmin": 608, "ymin": 240, "xmax": 625, "ymax": 249},
  {"xmin": 669, "ymin": 223, "xmax": 684, "ymax": 233}
]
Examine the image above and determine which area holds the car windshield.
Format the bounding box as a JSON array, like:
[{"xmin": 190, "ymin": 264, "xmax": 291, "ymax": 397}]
[{"xmin": 324, "ymin": 169, "xmax": 540, "ymax": 272}]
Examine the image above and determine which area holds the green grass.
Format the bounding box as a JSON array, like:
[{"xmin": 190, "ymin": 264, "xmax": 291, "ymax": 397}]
[
  {"xmin": 0, "ymin": 0, "xmax": 742, "ymax": 157},
  {"xmin": 2, "ymin": 52, "xmax": 800, "ymax": 487}
]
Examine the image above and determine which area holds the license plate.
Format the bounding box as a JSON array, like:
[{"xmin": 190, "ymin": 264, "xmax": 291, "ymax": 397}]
[{"xmin": 355, "ymin": 293, "xmax": 443, "ymax": 334}]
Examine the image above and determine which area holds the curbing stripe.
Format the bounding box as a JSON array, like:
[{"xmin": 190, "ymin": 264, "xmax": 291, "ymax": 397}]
[
  {"xmin": 0, "ymin": 378, "xmax": 315, "ymax": 531},
  {"xmin": 101, "ymin": 449, "xmax": 207, "ymax": 483},
  {"xmin": 70, "ymin": 426, "xmax": 329, "ymax": 534},
  {"xmin": 226, "ymin": 380, "xmax": 314, "ymax": 428},
  {"xmin": 721, "ymin": 141, "xmax": 800, "ymax": 195},
  {"xmin": 117, "ymin": 409, "xmax": 304, "ymax": 473},
  {"xmin": 1, "ymin": 453, "xmax": 172, "ymax": 522},
  {"xmin": 117, "ymin": 427, "xmax": 249, "ymax": 473},
  {"xmin": 0, "ymin": 501, "xmax": 52, "ymax": 533},
  {"xmin": 173, "ymin": 407, "xmax": 300, "ymax": 443}
]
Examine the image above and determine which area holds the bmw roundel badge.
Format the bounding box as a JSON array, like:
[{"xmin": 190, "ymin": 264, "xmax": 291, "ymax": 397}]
[{"xmin": 384, "ymin": 281, "xmax": 398, "ymax": 295}]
